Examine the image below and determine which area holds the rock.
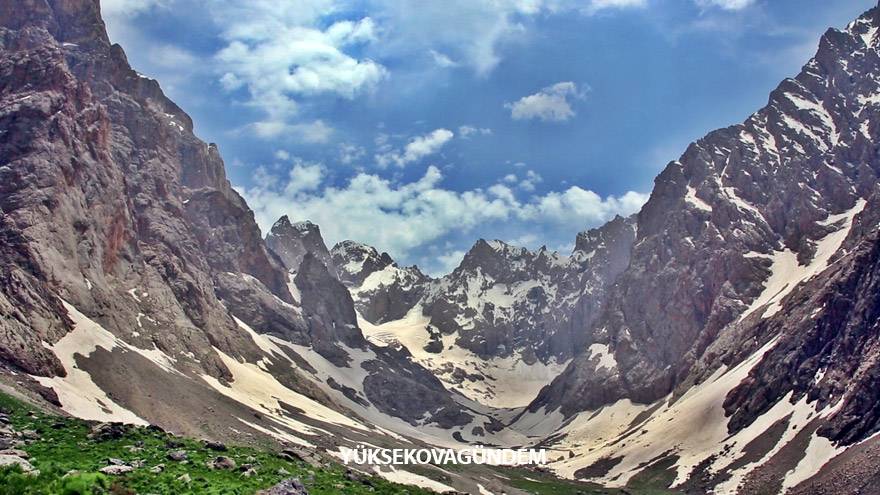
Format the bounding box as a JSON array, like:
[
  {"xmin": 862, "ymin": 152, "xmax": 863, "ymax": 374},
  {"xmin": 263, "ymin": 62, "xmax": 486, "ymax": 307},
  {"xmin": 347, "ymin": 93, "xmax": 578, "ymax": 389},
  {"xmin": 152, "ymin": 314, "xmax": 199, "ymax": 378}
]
[
  {"xmin": 266, "ymin": 217, "xmax": 335, "ymax": 274},
  {"xmin": 19, "ymin": 430, "xmax": 39, "ymax": 441},
  {"xmin": 0, "ymin": 449, "xmax": 28, "ymax": 458},
  {"xmin": 0, "ymin": 454, "xmax": 35, "ymax": 473},
  {"xmin": 344, "ymin": 469, "xmax": 361, "ymax": 482},
  {"xmin": 89, "ymin": 423, "xmax": 129, "ymax": 441},
  {"xmin": 165, "ymin": 439, "xmax": 185, "ymax": 449},
  {"xmin": 207, "ymin": 456, "xmax": 236, "ymax": 470},
  {"xmin": 256, "ymin": 477, "xmax": 309, "ymax": 495},
  {"xmin": 242, "ymin": 467, "xmax": 258, "ymax": 477},
  {"xmin": 177, "ymin": 473, "xmax": 191, "ymax": 484},
  {"xmin": 150, "ymin": 464, "xmax": 165, "ymax": 473},
  {"xmin": 98, "ymin": 465, "xmax": 133, "ymax": 475},
  {"xmin": 279, "ymin": 446, "xmax": 322, "ymax": 467},
  {"xmin": 204, "ymin": 440, "xmax": 227, "ymax": 451},
  {"xmin": 107, "ymin": 458, "xmax": 126, "ymax": 466},
  {"xmin": 167, "ymin": 450, "xmax": 188, "ymax": 462}
]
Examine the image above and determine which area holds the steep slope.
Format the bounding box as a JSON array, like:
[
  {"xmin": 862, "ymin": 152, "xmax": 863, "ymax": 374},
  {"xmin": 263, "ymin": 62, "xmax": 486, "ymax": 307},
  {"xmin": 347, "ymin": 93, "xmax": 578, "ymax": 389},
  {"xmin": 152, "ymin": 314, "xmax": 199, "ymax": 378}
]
[
  {"xmin": 331, "ymin": 240, "xmax": 432, "ymax": 324},
  {"xmin": 265, "ymin": 216, "xmax": 334, "ymax": 275},
  {"xmin": 533, "ymin": 2, "xmax": 880, "ymax": 415},
  {"xmin": 518, "ymin": 4, "xmax": 880, "ymax": 492},
  {"xmin": 0, "ymin": 0, "xmax": 500, "ymax": 465}
]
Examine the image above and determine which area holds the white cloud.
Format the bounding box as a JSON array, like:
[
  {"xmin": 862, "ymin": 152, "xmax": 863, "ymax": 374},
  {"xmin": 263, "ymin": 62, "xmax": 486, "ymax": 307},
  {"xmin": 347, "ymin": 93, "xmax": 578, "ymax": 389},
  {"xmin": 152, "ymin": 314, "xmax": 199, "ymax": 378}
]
[
  {"xmin": 249, "ymin": 120, "xmax": 334, "ymax": 143},
  {"xmin": 585, "ymin": 0, "xmax": 647, "ymax": 14},
  {"xmin": 208, "ymin": 1, "xmax": 386, "ymax": 137},
  {"xmin": 101, "ymin": 0, "xmax": 165, "ymax": 18},
  {"xmin": 338, "ymin": 143, "xmax": 367, "ymax": 165},
  {"xmin": 436, "ymin": 250, "xmax": 467, "ymax": 274},
  {"xmin": 518, "ymin": 169, "xmax": 543, "ymax": 191},
  {"xmin": 375, "ymin": 129, "xmax": 454, "ymax": 168},
  {"xmin": 506, "ymin": 82, "xmax": 586, "ymax": 122},
  {"xmin": 458, "ymin": 125, "xmax": 493, "ymax": 138},
  {"xmin": 429, "ymin": 50, "xmax": 459, "ymax": 68},
  {"xmin": 369, "ymin": 0, "xmax": 542, "ymax": 76},
  {"xmin": 284, "ymin": 162, "xmax": 325, "ymax": 194},
  {"xmin": 239, "ymin": 164, "xmax": 647, "ymax": 264},
  {"xmin": 145, "ymin": 43, "xmax": 198, "ymax": 68},
  {"xmin": 694, "ymin": 0, "xmax": 755, "ymax": 10}
]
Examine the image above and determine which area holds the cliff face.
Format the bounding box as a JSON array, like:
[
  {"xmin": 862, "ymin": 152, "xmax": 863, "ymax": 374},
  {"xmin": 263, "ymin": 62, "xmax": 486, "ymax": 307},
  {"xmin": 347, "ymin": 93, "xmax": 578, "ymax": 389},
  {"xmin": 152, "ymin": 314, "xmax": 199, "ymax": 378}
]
[
  {"xmin": 1, "ymin": 0, "xmax": 275, "ymax": 383},
  {"xmin": 0, "ymin": 0, "xmax": 490, "ymax": 442},
  {"xmin": 532, "ymin": 5, "xmax": 880, "ymax": 418},
  {"xmin": 4, "ymin": 1, "xmax": 880, "ymax": 493}
]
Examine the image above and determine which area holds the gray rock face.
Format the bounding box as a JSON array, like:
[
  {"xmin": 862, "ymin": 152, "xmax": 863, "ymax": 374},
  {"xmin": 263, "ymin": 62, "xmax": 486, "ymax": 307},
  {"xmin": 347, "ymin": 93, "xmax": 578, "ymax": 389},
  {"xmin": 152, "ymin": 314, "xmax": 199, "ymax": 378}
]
[
  {"xmin": 0, "ymin": 0, "xmax": 277, "ymax": 383},
  {"xmin": 331, "ymin": 240, "xmax": 431, "ymax": 323},
  {"xmin": 530, "ymin": 4, "xmax": 880, "ymax": 431},
  {"xmin": 336, "ymin": 216, "xmax": 636, "ymax": 365},
  {"xmin": 722, "ymin": 221, "xmax": 880, "ymax": 445},
  {"xmin": 266, "ymin": 216, "xmax": 334, "ymax": 274},
  {"xmin": 0, "ymin": 0, "xmax": 483, "ymax": 435}
]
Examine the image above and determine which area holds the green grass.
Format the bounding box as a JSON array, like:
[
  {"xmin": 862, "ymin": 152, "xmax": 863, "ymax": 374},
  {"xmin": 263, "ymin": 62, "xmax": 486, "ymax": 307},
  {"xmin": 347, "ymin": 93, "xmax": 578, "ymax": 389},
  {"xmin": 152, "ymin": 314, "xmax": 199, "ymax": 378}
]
[
  {"xmin": 0, "ymin": 392, "xmax": 434, "ymax": 495},
  {"xmin": 0, "ymin": 392, "xmax": 688, "ymax": 494}
]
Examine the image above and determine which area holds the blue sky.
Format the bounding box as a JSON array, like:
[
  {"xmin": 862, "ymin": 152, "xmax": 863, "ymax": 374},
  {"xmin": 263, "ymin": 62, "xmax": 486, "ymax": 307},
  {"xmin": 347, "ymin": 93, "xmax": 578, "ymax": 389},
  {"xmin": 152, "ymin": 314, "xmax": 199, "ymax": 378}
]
[{"xmin": 102, "ymin": 0, "xmax": 875, "ymax": 275}]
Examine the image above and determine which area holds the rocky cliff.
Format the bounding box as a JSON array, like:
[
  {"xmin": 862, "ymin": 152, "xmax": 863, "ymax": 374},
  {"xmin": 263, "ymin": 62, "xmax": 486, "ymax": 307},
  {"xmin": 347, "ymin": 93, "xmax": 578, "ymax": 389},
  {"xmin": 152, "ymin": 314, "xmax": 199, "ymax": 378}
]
[{"xmin": 0, "ymin": 0, "xmax": 493, "ymax": 448}]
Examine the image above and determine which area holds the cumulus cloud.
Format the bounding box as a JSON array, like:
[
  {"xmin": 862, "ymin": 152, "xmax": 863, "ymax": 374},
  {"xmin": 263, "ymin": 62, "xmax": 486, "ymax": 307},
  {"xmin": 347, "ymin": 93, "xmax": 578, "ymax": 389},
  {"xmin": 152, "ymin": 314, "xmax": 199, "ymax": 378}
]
[
  {"xmin": 458, "ymin": 125, "xmax": 493, "ymax": 138},
  {"xmin": 238, "ymin": 164, "xmax": 647, "ymax": 267},
  {"xmin": 518, "ymin": 169, "xmax": 543, "ymax": 192},
  {"xmin": 375, "ymin": 129, "xmax": 455, "ymax": 168},
  {"xmin": 506, "ymin": 82, "xmax": 586, "ymax": 122},
  {"xmin": 694, "ymin": 0, "xmax": 755, "ymax": 10},
  {"xmin": 210, "ymin": 2, "xmax": 386, "ymax": 137},
  {"xmin": 338, "ymin": 143, "xmax": 367, "ymax": 165}
]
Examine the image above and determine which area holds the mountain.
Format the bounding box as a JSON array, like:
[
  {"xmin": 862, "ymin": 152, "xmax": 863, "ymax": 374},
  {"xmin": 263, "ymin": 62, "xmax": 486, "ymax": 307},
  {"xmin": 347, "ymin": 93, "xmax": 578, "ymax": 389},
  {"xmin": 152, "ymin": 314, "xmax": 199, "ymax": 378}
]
[
  {"xmin": 265, "ymin": 216, "xmax": 335, "ymax": 275},
  {"xmin": 3, "ymin": 0, "xmax": 880, "ymax": 494},
  {"xmin": 331, "ymin": 239, "xmax": 432, "ymax": 323},
  {"xmin": 0, "ymin": 0, "xmax": 503, "ymax": 481},
  {"xmin": 330, "ymin": 215, "xmax": 635, "ymax": 408},
  {"xmin": 511, "ymin": 5, "xmax": 880, "ymax": 493}
]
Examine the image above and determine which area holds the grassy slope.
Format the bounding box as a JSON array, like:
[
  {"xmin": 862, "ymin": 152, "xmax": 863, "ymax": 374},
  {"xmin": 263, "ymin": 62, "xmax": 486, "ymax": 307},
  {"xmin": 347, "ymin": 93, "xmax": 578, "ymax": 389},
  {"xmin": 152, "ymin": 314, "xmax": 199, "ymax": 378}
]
[
  {"xmin": 0, "ymin": 391, "xmax": 685, "ymax": 494},
  {"xmin": 0, "ymin": 392, "xmax": 433, "ymax": 495}
]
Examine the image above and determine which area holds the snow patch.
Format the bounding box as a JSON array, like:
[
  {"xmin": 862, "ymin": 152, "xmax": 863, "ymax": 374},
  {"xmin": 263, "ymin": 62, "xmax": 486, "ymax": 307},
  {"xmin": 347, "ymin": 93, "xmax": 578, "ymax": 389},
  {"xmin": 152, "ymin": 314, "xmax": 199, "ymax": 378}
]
[
  {"xmin": 780, "ymin": 432, "xmax": 842, "ymax": 492},
  {"xmin": 587, "ymin": 343, "xmax": 617, "ymax": 372},
  {"xmin": 374, "ymin": 466, "xmax": 456, "ymax": 493},
  {"xmin": 31, "ymin": 301, "xmax": 147, "ymax": 425},
  {"xmin": 685, "ymin": 186, "xmax": 713, "ymax": 212},
  {"xmin": 740, "ymin": 199, "xmax": 866, "ymax": 320}
]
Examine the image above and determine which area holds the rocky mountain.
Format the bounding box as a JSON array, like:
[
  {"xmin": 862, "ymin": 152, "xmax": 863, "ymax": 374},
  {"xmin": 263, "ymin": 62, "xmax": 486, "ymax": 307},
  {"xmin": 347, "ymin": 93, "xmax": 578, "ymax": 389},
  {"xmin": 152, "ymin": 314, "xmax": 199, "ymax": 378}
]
[
  {"xmin": 265, "ymin": 216, "xmax": 334, "ymax": 275},
  {"xmin": 0, "ymin": 0, "xmax": 504, "ymax": 478},
  {"xmin": 510, "ymin": 5, "xmax": 880, "ymax": 493},
  {"xmin": 3, "ymin": 0, "xmax": 880, "ymax": 494},
  {"xmin": 326, "ymin": 215, "xmax": 636, "ymax": 408},
  {"xmin": 331, "ymin": 240, "xmax": 432, "ymax": 323}
]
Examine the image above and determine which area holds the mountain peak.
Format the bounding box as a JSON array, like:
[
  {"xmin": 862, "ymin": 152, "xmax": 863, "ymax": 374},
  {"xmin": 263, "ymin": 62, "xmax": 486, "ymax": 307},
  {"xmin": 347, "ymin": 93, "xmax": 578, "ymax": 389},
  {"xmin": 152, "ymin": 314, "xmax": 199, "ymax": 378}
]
[
  {"xmin": 265, "ymin": 216, "xmax": 332, "ymax": 272},
  {"xmin": 330, "ymin": 240, "xmax": 395, "ymax": 287}
]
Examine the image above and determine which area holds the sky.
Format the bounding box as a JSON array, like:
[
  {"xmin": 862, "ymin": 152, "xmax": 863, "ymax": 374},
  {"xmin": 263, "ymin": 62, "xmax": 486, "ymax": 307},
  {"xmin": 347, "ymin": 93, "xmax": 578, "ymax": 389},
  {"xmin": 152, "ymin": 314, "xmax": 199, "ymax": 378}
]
[{"xmin": 101, "ymin": 0, "xmax": 876, "ymax": 275}]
